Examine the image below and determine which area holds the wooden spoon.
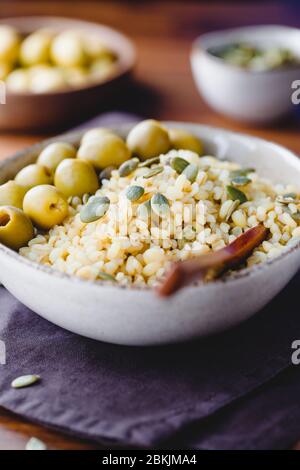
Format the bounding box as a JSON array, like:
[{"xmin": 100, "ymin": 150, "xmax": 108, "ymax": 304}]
[{"xmin": 157, "ymin": 224, "xmax": 269, "ymax": 297}]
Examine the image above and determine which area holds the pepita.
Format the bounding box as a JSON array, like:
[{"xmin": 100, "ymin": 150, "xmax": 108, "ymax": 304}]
[
  {"xmin": 126, "ymin": 185, "xmax": 145, "ymax": 201},
  {"xmin": 138, "ymin": 156, "xmax": 160, "ymax": 168},
  {"xmin": 170, "ymin": 156, "xmax": 189, "ymax": 174},
  {"xmin": 143, "ymin": 167, "xmax": 163, "ymax": 179},
  {"xmin": 98, "ymin": 272, "xmax": 116, "ymax": 281},
  {"xmin": 231, "ymin": 176, "xmax": 251, "ymax": 187},
  {"xmin": 11, "ymin": 374, "xmax": 40, "ymax": 389},
  {"xmin": 26, "ymin": 437, "xmax": 47, "ymax": 451},
  {"xmin": 226, "ymin": 185, "xmax": 247, "ymax": 203},
  {"xmin": 225, "ymin": 200, "xmax": 240, "ymax": 222},
  {"xmin": 82, "ymin": 193, "xmax": 91, "ymax": 205},
  {"xmin": 99, "ymin": 166, "xmax": 116, "ymax": 182},
  {"xmin": 151, "ymin": 193, "xmax": 170, "ymax": 218},
  {"xmin": 230, "ymin": 168, "xmax": 255, "ymax": 178},
  {"xmin": 177, "ymin": 239, "xmax": 186, "ymax": 250},
  {"xmin": 182, "ymin": 163, "xmax": 198, "ymax": 183},
  {"xmin": 80, "ymin": 196, "xmax": 110, "ymax": 223},
  {"xmin": 276, "ymin": 193, "xmax": 299, "ymax": 204},
  {"xmin": 118, "ymin": 158, "xmax": 139, "ymax": 177},
  {"xmin": 285, "ymin": 208, "xmax": 300, "ymax": 221}
]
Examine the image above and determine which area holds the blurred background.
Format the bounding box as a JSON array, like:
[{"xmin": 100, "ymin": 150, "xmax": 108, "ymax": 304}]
[{"xmin": 1, "ymin": 0, "xmax": 300, "ymax": 152}]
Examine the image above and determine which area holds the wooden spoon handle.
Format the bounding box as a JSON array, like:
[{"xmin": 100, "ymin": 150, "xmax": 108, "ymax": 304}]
[{"xmin": 157, "ymin": 225, "xmax": 269, "ymax": 297}]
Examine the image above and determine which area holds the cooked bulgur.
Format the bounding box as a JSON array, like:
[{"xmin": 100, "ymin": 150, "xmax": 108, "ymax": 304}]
[{"xmin": 19, "ymin": 149, "xmax": 300, "ymax": 287}]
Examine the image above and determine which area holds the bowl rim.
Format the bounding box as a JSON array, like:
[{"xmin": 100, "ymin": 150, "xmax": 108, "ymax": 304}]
[
  {"xmin": 0, "ymin": 15, "xmax": 136, "ymax": 97},
  {"xmin": 0, "ymin": 120, "xmax": 300, "ymax": 292},
  {"xmin": 191, "ymin": 24, "xmax": 300, "ymax": 76}
]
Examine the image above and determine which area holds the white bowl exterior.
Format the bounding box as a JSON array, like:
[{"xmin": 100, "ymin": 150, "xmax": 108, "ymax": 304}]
[
  {"xmin": 191, "ymin": 25, "xmax": 300, "ymax": 124},
  {"xmin": 0, "ymin": 246, "xmax": 299, "ymax": 346},
  {"xmin": 0, "ymin": 122, "xmax": 300, "ymax": 345}
]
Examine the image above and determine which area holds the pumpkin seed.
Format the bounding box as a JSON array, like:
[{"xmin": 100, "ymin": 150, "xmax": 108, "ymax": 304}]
[
  {"xmin": 11, "ymin": 374, "xmax": 40, "ymax": 389},
  {"xmin": 26, "ymin": 437, "xmax": 47, "ymax": 451},
  {"xmin": 226, "ymin": 185, "xmax": 247, "ymax": 203},
  {"xmin": 143, "ymin": 167, "xmax": 163, "ymax": 179},
  {"xmin": 276, "ymin": 193, "xmax": 299, "ymax": 204},
  {"xmin": 182, "ymin": 163, "xmax": 198, "ymax": 183},
  {"xmin": 138, "ymin": 156, "xmax": 160, "ymax": 168},
  {"xmin": 285, "ymin": 207, "xmax": 300, "ymax": 221},
  {"xmin": 177, "ymin": 239, "xmax": 185, "ymax": 250},
  {"xmin": 118, "ymin": 158, "xmax": 139, "ymax": 177},
  {"xmin": 230, "ymin": 168, "xmax": 255, "ymax": 178},
  {"xmin": 82, "ymin": 193, "xmax": 91, "ymax": 205},
  {"xmin": 151, "ymin": 193, "xmax": 170, "ymax": 218},
  {"xmin": 225, "ymin": 200, "xmax": 240, "ymax": 222},
  {"xmin": 80, "ymin": 196, "xmax": 110, "ymax": 223},
  {"xmin": 231, "ymin": 176, "xmax": 251, "ymax": 187},
  {"xmin": 126, "ymin": 185, "xmax": 145, "ymax": 201},
  {"xmin": 137, "ymin": 199, "xmax": 151, "ymax": 220},
  {"xmin": 99, "ymin": 166, "xmax": 116, "ymax": 182},
  {"xmin": 170, "ymin": 156, "xmax": 189, "ymax": 174},
  {"xmin": 98, "ymin": 272, "xmax": 115, "ymax": 281}
]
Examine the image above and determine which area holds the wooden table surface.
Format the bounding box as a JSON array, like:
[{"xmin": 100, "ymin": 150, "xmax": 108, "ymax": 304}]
[{"xmin": 0, "ymin": 0, "xmax": 300, "ymax": 450}]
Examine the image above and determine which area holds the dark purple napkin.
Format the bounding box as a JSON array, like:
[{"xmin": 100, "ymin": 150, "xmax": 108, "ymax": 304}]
[
  {"xmin": 0, "ymin": 112, "xmax": 299, "ymax": 449},
  {"xmin": 0, "ymin": 271, "xmax": 299, "ymax": 449}
]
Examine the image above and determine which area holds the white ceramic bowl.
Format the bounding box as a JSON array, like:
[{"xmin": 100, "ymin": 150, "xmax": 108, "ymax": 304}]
[
  {"xmin": 0, "ymin": 122, "xmax": 300, "ymax": 346},
  {"xmin": 191, "ymin": 25, "xmax": 300, "ymax": 124}
]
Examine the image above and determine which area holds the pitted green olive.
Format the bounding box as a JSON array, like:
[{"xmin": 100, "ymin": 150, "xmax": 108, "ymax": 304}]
[
  {"xmin": 77, "ymin": 134, "xmax": 130, "ymax": 170},
  {"xmin": 126, "ymin": 120, "xmax": 171, "ymax": 161},
  {"xmin": 51, "ymin": 31, "xmax": 86, "ymax": 67},
  {"xmin": 37, "ymin": 142, "xmax": 76, "ymax": 173},
  {"xmin": 19, "ymin": 30, "xmax": 52, "ymax": 66},
  {"xmin": 0, "ymin": 180, "xmax": 27, "ymax": 209},
  {"xmin": 15, "ymin": 164, "xmax": 53, "ymax": 190},
  {"xmin": 0, "ymin": 206, "xmax": 34, "ymax": 250},
  {"xmin": 169, "ymin": 128, "xmax": 204, "ymax": 155},
  {"xmin": 54, "ymin": 159, "xmax": 99, "ymax": 197},
  {"xmin": 80, "ymin": 128, "xmax": 114, "ymax": 145},
  {"xmin": 23, "ymin": 185, "xmax": 68, "ymax": 230},
  {"xmin": 0, "ymin": 26, "xmax": 20, "ymax": 63}
]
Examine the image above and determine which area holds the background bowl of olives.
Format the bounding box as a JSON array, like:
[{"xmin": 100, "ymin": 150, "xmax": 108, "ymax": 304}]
[
  {"xmin": 0, "ymin": 16, "xmax": 136, "ymax": 131},
  {"xmin": 191, "ymin": 25, "xmax": 300, "ymax": 124}
]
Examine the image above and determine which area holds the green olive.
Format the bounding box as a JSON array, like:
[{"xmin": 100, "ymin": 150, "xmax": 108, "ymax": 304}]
[
  {"xmin": 0, "ymin": 26, "xmax": 20, "ymax": 63},
  {"xmin": 23, "ymin": 185, "xmax": 68, "ymax": 230},
  {"xmin": 6, "ymin": 68, "xmax": 30, "ymax": 93},
  {"xmin": 29, "ymin": 65, "xmax": 66, "ymax": 93},
  {"xmin": 19, "ymin": 31, "xmax": 52, "ymax": 66},
  {"xmin": 77, "ymin": 134, "xmax": 130, "ymax": 170},
  {"xmin": 0, "ymin": 206, "xmax": 34, "ymax": 250},
  {"xmin": 126, "ymin": 120, "xmax": 171, "ymax": 161},
  {"xmin": 0, "ymin": 62, "xmax": 12, "ymax": 80},
  {"xmin": 54, "ymin": 159, "xmax": 99, "ymax": 197},
  {"xmin": 51, "ymin": 31, "xmax": 86, "ymax": 67},
  {"xmin": 169, "ymin": 128, "xmax": 204, "ymax": 155},
  {"xmin": 37, "ymin": 142, "xmax": 76, "ymax": 173},
  {"xmin": 0, "ymin": 180, "xmax": 27, "ymax": 209},
  {"xmin": 15, "ymin": 164, "xmax": 53, "ymax": 190},
  {"xmin": 81, "ymin": 128, "xmax": 113, "ymax": 145}
]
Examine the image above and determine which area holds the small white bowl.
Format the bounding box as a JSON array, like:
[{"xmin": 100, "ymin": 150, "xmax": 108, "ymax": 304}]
[
  {"xmin": 0, "ymin": 122, "xmax": 300, "ymax": 346},
  {"xmin": 191, "ymin": 25, "xmax": 300, "ymax": 124}
]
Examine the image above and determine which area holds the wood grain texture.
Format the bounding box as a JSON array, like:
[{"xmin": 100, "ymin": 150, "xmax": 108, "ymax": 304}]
[{"xmin": 0, "ymin": 0, "xmax": 299, "ymax": 450}]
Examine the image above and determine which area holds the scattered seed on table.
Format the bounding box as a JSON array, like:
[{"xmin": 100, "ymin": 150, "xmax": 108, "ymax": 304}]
[
  {"xmin": 11, "ymin": 374, "xmax": 40, "ymax": 389},
  {"xmin": 25, "ymin": 437, "xmax": 47, "ymax": 450}
]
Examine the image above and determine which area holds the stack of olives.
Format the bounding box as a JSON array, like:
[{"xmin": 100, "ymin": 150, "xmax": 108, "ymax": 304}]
[
  {"xmin": 0, "ymin": 120, "xmax": 204, "ymax": 251},
  {"xmin": 0, "ymin": 24, "xmax": 117, "ymax": 93}
]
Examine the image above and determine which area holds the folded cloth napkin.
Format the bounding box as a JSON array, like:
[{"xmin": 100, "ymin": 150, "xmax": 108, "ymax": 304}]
[
  {"xmin": 0, "ymin": 112, "xmax": 299, "ymax": 449},
  {"xmin": 0, "ymin": 271, "xmax": 299, "ymax": 449}
]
